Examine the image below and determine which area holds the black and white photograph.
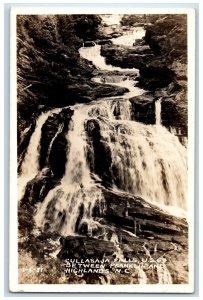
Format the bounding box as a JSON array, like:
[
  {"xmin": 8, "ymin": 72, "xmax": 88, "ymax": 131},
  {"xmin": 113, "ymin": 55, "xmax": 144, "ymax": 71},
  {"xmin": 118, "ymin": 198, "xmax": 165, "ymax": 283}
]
[{"xmin": 10, "ymin": 7, "xmax": 195, "ymax": 293}]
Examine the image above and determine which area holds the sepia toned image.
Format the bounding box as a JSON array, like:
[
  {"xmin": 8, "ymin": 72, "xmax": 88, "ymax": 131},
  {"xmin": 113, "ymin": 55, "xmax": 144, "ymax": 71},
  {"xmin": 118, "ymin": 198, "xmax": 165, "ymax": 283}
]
[{"xmin": 10, "ymin": 7, "xmax": 195, "ymax": 293}]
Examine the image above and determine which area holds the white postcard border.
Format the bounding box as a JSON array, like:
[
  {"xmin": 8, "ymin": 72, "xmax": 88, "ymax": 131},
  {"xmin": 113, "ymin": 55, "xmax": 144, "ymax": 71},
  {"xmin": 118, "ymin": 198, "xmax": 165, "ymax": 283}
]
[{"xmin": 9, "ymin": 6, "xmax": 196, "ymax": 293}]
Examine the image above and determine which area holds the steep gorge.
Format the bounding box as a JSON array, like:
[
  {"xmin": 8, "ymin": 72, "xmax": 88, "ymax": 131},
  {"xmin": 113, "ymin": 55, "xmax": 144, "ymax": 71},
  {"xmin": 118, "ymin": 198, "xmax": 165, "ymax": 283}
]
[{"xmin": 17, "ymin": 14, "xmax": 189, "ymax": 285}]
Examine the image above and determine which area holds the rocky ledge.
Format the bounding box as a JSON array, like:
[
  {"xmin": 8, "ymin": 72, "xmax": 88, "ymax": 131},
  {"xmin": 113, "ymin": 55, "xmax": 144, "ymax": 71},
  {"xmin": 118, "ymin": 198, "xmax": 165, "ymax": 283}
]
[
  {"xmin": 19, "ymin": 186, "xmax": 188, "ymax": 284},
  {"xmin": 100, "ymin": 14, "xmax": 188, "ymax": 138}
]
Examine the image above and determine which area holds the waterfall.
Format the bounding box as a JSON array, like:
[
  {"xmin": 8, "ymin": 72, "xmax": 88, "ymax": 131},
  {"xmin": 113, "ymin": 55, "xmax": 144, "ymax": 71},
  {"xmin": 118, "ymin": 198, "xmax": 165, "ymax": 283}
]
[
  {"xmin": 18, "ymin": 15, "xmax": 188, "ymax": 286},
  {"xmin": 79, "ymin": 45, "xmax": 139, "ymax": 74},
  {"xmin": 112, "ymin": 27, "xmax": 145, "ymax": 47},
  {"xmin": 85, "ymin": 100, "xmax": 187, "ymax": 211},
  {"xmin": 34, "ymin": 99, "xmax": 187, "ymax": 236},
  {"xmin": 155, "ymin": 98, "xmax": 162, "ymax": 125},
  {"xmin": 34, "ymin": 107, "xmax": 105, "ymax": 236},
  {"xmin": 80, "ymin": 44, "xmax": 145, "ymax": 99},
  {"xmin": 142, "ymin": 244, "xmax": 172, "ymax": 284},
  {"xmin": 25, "ymin": 25, "xmax": 187, "ymax": 234},
  {"xmin": 18, "ymin": 109, "xmax": 61, "ymax": 201},
  {"xmin": 93, "ymin": 76, "xmax": 145, "ymax": 98}
]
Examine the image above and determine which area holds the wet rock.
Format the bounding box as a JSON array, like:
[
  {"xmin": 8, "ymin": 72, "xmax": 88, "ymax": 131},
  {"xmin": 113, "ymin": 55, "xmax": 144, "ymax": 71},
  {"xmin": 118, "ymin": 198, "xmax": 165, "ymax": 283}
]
[
  {"xmin": 83, "ymin": 41, "xmax": 97, "ymax": 47},
  {"xmin": 102, "ymin": 188, "xmax": 188, "ymax": 238},
  {"xmin": 100, "ymin": 44, "xmax": 174, "ymax": 90},
  {"xmin": 96, "ymin": 39, "xmax": 112, "ymax": 45},
  {"xmin": 101, "ymin": 44, "xmax": 154, "ymax": 69},
  {"xmin": 161, "ymin": 98, "xmax": 188, "ymax": 137},
  {"xmin": 110, "ymin": 32, "xmax": 122, "ymax": 38},
  {"xmin": 129, "ymin": 94, "xmax": 156, "ymax": 124},
  {"xmin": 85, "ymin": 119, "xmax": 112, "ymax": 187},
  {"xmin": 137, "ymin": 64, "xmax": 175, "ymax": 90},
  {"xmin": 93, "ymin": 69, "xmax": 137, "ymax": 79},
  {"xmin": 49, "ymin": 133, "xmax": 68, "ymax": 179},
  {"xmin": 20, "ymin": 171, "xmax": 59, "ymax": 206},
  {"xmin": 58, "ymin": 236, "xmax": 116, "ymax": 260},
  {"xmin": 92, "ymin": 82, "xmax": 129, "ymax": 98},
  {"xmin": 62, "ymin": 81, "xmax": 128, "ymax": 103},
  {"xmin": 40, "ymin": 108, "xmax": 73, "ymax": 179},
  {"xmin": 133, "ymin": 38, "xmax": 145, "ymax": 46}
]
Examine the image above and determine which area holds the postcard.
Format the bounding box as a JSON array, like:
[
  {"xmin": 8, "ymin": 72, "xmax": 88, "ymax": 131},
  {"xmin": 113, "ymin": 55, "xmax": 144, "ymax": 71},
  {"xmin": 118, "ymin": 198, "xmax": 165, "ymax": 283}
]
[{"xmin": 10, "ymin": 6, "xmax": 195, "ymax": 293}]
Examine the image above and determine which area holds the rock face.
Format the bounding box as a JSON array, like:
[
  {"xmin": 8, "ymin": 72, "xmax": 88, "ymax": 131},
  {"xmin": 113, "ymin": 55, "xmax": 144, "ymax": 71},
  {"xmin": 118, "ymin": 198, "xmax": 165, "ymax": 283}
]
[
  {"xmin": 103, "ymin": 189, "xmax": 188, "ymax": 238},
  {"xmin": 144, "ymin": 15, "xmax": 187, "ymax": 64},
  {"xmin": 129, "ymin": 94, "xmax": 156, "ymax": 124},
  {"xmin": 85, "ymin": 119, "xmax": 113, "ymax": 187},
  {"xmin": 103, "ymin": 189, "xmax": 188, "ymax": 284},
  {"xmin": 40, "ymin": 108, "xmax": 73, "ymax": 179},
  {"xmin": 101, "ymin": 44, "xmax": 155, "ymax": 70},
  {"xmin": 20, "ymin": 108, "xmax": 73, "ymax": 207},
  {"xmin": 22, "ymin": 187, "xmax": 187, "ymax": 284},
  {"xmin": 100, "ymin": 14, "xmax": 188, "ymax": 139}
]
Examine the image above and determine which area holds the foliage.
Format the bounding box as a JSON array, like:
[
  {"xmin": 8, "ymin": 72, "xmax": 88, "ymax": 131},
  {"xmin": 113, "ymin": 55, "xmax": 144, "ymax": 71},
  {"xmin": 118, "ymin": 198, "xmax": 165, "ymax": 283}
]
[{"xmin": 17, "ymin": 15, "xmax": 101, "ymax": 136}]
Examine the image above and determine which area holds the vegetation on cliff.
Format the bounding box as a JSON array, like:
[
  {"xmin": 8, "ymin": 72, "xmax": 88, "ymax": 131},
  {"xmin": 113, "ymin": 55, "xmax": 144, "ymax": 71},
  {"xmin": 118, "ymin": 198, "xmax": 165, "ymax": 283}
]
[
  {"xmin": 17, "ymin": 15, "xmax": 126, "ymax": 139},
  {"xmin": 101, "ymin": 14, "xmax": 188, "ymax": 137}
]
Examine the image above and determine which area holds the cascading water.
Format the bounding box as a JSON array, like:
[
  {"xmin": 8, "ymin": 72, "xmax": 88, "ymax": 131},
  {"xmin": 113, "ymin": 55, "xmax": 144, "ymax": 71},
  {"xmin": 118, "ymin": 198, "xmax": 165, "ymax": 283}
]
[
  {"xmin": 100, "ymin": 120, "xmax": 187, "ymax": 211},
  {"xmin": 32, "ymin": 18, "xmax": 187, "ymax": 235},
  {"xmin": 79, "ymin": 31, "xmax": 145, "ymax": 97},
  {"xmin": 93, "ymin": 76, "xmax": 145, "ymax": 98},
  {"xmin": 34, "ymin": 107, "xmax": 105, "ymax": 236},
  {"xmin": 101, "ymin": 14, "xmax": 123, "ymax": 26},
  {"xmin": 18, "ymin": 109, "xmax": 61, "ymax": 201},
  {"xmin": 155, "ymin": 98, "xmax": 162, "ymax": 126},
  {"xmin": 79, "ymin": 44, "xmax": 139, "ymax": 73},
  {"xmin": 19, "ymin": 17, "xmax": 188, "ymax": 284},
  {"xmin": 112, "ymin": 26, "xmax": 145, "ymax": 47},
  {"xmin": 34, "ymin": 97, "xmax": 187, "ymax": 237},
  {"xmin": 45, "ymin": 123, "xmax": 64, "ymax": 165},
  {"xmin": 78, "ymin": 33, "xmax": 187, "ymax": 215}
]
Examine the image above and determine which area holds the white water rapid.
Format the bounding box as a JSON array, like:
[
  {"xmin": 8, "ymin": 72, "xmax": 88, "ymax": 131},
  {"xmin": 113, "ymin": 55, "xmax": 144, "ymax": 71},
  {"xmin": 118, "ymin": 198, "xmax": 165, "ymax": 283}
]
[
  {"xmin": 101, "ymin": 14, "xmax": 123, "ymax": 26},
  {"xmin": 79, "ymin": 44, "xmax": 139, "ymax": 73},
  {"xmin": 112, "ymin": 26, "xmax": 145, "ymax": 47}
]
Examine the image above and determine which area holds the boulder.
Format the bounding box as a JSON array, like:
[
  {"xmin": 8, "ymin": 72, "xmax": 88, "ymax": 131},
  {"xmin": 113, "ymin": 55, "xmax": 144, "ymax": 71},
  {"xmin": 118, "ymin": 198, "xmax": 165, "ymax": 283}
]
[
  {"xmin": 96, "ymin": 39, "xmax": 112, "ymax": 45},
  {"xmin": 101, "ymin": 44, "xmax": 154, "ymax": 69},
  {"xmin": 129, "ymin": 94, "xmax": 156, "ymax": 124},
  {"xmin": 83, "ymin": 41, "xmax": 97, "ymax": 47},
  {"xmin": 20, "ymin": 169, "xmax": 59, "ymax": 206}
]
